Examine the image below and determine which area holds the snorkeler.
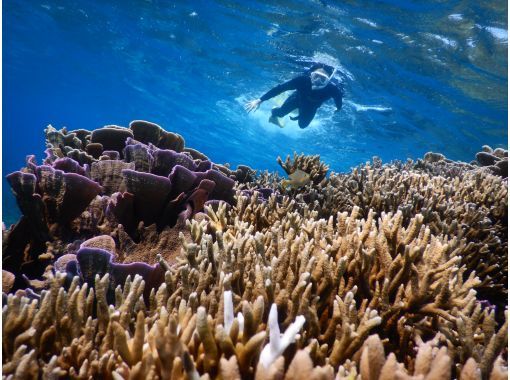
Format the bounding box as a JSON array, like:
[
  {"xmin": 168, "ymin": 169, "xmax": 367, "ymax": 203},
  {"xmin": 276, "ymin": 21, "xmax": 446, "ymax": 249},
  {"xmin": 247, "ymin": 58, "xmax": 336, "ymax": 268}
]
[{"xmin": 244, "ymin": 63, "xmax": 343, "ymax": 128}]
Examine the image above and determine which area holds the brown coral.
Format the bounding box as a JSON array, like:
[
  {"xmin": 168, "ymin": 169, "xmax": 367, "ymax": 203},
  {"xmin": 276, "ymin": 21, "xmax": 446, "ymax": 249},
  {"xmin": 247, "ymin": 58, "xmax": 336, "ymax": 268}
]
[
  {"xmin": 277, "ymin": 152, "xmax": 329, "ymax": 185},
  {"xmin": 2, "ymin": 123, "xmax": 507, "ymax": 380}
]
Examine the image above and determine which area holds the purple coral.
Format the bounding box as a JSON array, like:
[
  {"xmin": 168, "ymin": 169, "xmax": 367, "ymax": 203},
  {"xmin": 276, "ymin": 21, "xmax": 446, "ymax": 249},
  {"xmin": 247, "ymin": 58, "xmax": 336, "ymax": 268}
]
[
  {"xmin": 152, "ymin": 149, "xmax": 197, "ymax": 176},
  {"xmin": 76, "ymin": 247, "xmax": 112, "ymax": 285},
  {"xmin": 53, "ymin": 157, "xmax": 87, "ymax": 176},
  {"xmin": 110, "ymin": 260, "xmax": 165, "ymax": 302},
  {"xmin": 60, "ymin": 173, "xmax": 103, "ymax": 223},
  {"xmin": 102, "ymin": 150, "xmax": 120, "ymax": 160},
  {"xmin": 168, "ymin": 165, "xmax": 199, "ymax": 196},
  {"xmin": 198, "ymin": 169, "xmax": 235, "ymax": 203},
  {"xmin": 121, "ymin": 169, "xmax": 172, "ymax": 226},
  {"xmin": 91, "ymin": 126, "xmax": 134, "ymax": 155},
  {"xmin": 195, "ymin": 159, "xmax": 213, "ymax": 172},
  {"xmin": 169, "ymin": 166, "xmax": 235, "ymax": 204},
  {"xmin": 106, "ymin": 192, "xmax": 136, "ymax": 234},
  {"xmin": 13, "ymin": 163, "xmax": 102, "ymax": 224},
  {"xmin": 86, "ymin": 143, "xmax": 104, "ymax": 159},
  {"xmin": 177, "ymin": 179, "xmax": 216, "ymax": 223},
  {"xmin": 76, "ymin": 247, "xmax": 165, "ymax": 303},
  {"xmin": 129, "ymin": 120, "xmax": 162, "ymax": 145},
  {"xmin": 124, "ymin": 143, "xmax": 154, "ymax": 172},
  {"xmin": 5, "ymin": 171, "xmax": 49, "ymax": 236}
]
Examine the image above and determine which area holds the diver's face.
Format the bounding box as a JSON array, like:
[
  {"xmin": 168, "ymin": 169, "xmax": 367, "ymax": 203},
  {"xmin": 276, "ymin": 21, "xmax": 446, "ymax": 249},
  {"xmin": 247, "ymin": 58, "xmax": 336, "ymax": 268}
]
[{"xmin": 311, "ymin": 71, "xmax": 329, "ymax": 88}]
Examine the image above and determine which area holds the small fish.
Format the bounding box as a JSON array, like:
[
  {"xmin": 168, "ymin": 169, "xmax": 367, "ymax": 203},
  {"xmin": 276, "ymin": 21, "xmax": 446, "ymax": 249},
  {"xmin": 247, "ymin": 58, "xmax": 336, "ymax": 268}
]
[{"xmin": 281, "ymin": 169, "xmax": 311, "ymax": 189}]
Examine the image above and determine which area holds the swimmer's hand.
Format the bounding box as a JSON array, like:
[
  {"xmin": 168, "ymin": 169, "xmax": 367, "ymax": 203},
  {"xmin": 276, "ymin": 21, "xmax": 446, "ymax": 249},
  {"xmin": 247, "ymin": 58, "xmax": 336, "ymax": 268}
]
[{"xmin": 244, "ymin": 99, "xmax": 262, "ymax": 113}]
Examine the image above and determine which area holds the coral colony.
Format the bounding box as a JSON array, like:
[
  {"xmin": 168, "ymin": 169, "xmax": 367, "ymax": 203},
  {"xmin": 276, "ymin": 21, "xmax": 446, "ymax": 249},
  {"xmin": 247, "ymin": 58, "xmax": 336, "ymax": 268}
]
[{"xmin": 2, "ymin": 120, "xmax": 507, "ymax": 379}]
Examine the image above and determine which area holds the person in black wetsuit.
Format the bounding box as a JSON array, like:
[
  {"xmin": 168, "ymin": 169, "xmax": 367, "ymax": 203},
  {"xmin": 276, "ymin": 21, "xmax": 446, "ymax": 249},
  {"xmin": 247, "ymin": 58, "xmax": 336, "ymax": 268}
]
[{"xmin": 244, "ymin": 63, "xmax": 343, "ymax": 129}]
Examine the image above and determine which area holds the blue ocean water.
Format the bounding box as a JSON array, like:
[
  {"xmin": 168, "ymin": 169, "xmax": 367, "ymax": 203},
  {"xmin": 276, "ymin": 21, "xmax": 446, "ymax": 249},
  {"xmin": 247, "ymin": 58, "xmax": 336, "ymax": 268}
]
[{"xmin": 3, "ymin": 0, "xmax": 508, "ymax": 226}]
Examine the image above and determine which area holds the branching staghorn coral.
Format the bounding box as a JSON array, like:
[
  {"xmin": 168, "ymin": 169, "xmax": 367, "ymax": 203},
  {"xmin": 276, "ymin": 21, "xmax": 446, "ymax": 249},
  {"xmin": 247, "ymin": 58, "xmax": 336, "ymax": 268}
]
[
  {"xmin": 277, "ymin": 152, "xmax": 329, "ymax": 185},
  {"xmin": 289, "ymin": 158, "xmax": 508, "ymax": 313},
  {"xmin": 3, "ymin": 123, "xmax": 507, "ymax": 379},
  {"xmin": 3, "ymin": 229, "xmax": 506, "ymax": 379}
]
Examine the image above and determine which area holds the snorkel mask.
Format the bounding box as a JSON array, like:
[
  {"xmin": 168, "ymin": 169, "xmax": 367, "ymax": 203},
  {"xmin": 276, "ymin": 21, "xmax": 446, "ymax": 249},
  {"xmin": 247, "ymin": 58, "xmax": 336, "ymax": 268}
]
[{"xmin": 311, "ymin": 67, "xmax": 337, "ymax": 90}]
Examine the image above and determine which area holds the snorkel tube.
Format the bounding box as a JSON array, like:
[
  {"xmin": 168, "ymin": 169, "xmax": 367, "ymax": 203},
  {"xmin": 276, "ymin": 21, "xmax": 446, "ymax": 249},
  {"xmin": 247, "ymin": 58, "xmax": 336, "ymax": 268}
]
[{"xmin": 310, "ymin": 66, "xmax": 337, "ymax": 90}]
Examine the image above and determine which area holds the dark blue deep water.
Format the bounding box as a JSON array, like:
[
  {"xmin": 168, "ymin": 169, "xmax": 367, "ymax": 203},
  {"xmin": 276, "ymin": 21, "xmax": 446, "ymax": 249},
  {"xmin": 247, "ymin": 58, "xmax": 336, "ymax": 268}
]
[{"xmin": 3, "ymin": 0, "xmax": 508, "ymax": 226}]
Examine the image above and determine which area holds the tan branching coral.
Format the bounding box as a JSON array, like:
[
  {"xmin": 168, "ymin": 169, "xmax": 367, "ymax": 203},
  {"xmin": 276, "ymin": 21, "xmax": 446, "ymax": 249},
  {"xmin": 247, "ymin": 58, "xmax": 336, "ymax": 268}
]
[
  {"xmin": 4, "ymin": 187, "xmax": 507, "ymax": 378},
  {"xmin": 3, "ymin": 123, "xmax": 507, "ymax": 379},
  {"xmin": 294, "ymin": 159, "xmax": 508, "ymax": 313},
  {"xmin": 277, "ymin": 152, "xmax": 329, "ymax": 184}
]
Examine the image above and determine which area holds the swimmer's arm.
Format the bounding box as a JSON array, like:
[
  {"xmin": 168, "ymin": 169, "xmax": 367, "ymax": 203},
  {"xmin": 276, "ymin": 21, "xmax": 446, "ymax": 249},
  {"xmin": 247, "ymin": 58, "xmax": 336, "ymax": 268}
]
[
  {"xmin": 260, "ymin": 76, "xmax": 304, "ymax": 101},
  {"xmin": 245, "ymin": 76, "xmax": 304, "ymax": 113}
]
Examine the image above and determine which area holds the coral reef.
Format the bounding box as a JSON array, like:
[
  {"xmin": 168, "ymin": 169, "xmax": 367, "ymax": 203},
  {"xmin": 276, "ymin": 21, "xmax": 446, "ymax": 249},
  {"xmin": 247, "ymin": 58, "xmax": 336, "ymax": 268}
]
[
  {"xmin": 474, "ymin": 145, "xmax": 508, "ymax": 178},
  {"xmin": 277, "ymin": 152, "xmax": 329, "ymax": 185},
  {"xmin": 3, "ymin": 122, "xmax": 238, "ymax": 280},
  {"xmin": 251, "ymin": 152, "xmax": 508, "ymax": 317},
  {"xmin": 2, "ymin": 122, "xmax": 507, "ymax": 379}
]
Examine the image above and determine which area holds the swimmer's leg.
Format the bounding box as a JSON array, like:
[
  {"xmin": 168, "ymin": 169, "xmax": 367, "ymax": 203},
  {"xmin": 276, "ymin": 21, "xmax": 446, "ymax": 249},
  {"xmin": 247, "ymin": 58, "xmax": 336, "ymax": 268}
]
[
  {"xmin": 297, "ymin": 107, "xmax": 317, "ymax": 129},
  {"xmin": 270, "ymin": 93, "xmax": 299, "ymax": 127}
]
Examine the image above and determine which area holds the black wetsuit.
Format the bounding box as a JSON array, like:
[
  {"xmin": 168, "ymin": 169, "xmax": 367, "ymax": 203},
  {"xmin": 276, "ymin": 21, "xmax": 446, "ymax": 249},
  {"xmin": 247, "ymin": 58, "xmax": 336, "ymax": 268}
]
[{"xmin": 260, "ymin": 74, "xmax": 343, "ymax": 128}]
